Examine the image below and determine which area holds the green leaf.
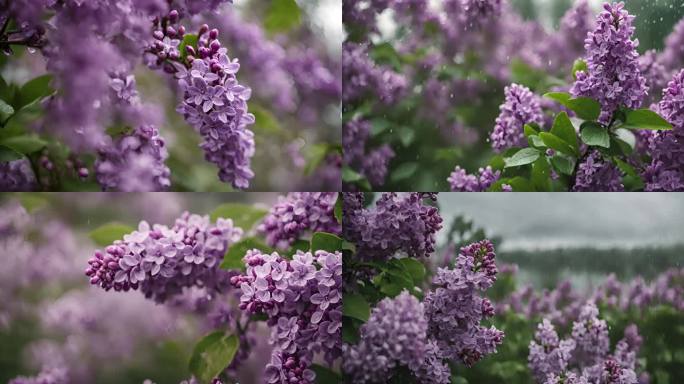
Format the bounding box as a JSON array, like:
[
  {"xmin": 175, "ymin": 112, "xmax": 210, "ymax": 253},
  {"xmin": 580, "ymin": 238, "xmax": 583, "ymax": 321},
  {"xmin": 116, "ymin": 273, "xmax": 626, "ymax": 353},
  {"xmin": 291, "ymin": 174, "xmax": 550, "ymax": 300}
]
[
  {"xmin": 623, "ymin": 109, "xmax": 672, "ymax": 130},
  {"xmin": 504, "ymin": 147, "xmax": 540, "ymax": 168},
  {"xmin": 0, "ymin": 98, "xmax": 14, "ymax": 117},
  {"xmin": 343, "ymin": 293, "xmax": 371, "ymax": 322},
  {"xmin": 398, "ymin": 127, "xmax": 415, "ymax": 147},
  {"xmin": 89, "ymin": 222, "xmax": 135, "ymax": 247},
  {"xmin": 543, "ymin": 92, "xmax": 601, "ymax": 121},
  {"xmin": 550, "ymin": 154, "xmax": 575, "ymax": 175},
  {"xmin": 0, "ymin": 135, "xmax": 47, "ymax": 154},
  {"xmin": 106, "ymin": 124, "xmax": 134, "ymax": 138},
  {"xmin": 0, "ymin": 144, "xmax": 23, "ymax": 162},
  {"xmin": 370, "ymin": 118, "xmax": 391, "ymax": 136},
  {"xmin": 342, "ymin": 166, "xmax": 363, "ymax": 182},
  {"xmin": 539, "ymin": 132, "xmax": 576, "ymax": 156},
  {"xmin": 550, "ymin": 112, "xmax": 578, "ymax": 152},
  {"xmin": 311, "ymin": 232, "xmax": 342, "ymax": 253},
  {"xmin": 567, "ymin": 97, "xmax": 601, "ymax": 121},
  {"xmin": 250, "ymin": 103, "xmax": 284, "ymax": 136},
  {"xmin": 188, "ymin": 332, "xmax": 239, "ymax": 384},
  {"xmin": 311, "ymin": 364, "xmax": 342, "ymax": 384},
  {"xmin": 614, "ymin": 128, "xmax": 636, "ymax": 155},
  {"xmin": 523, "ymin": 124, "xmax": 538, "ymax": 138},
  {"xmin": 220, "ymin": 237, "xmax": 273, "ymax": 271},
  {"xmin": 370, "ymin": 42, "xmax": 402, "ymax": 71},
  {"xmin": 580, "ymin": 122, "xmax": 610, "ymax": 148},
  {"xmin": 18, "ymin": 194, "xmax": 48, "ymax": 213},
  {"xmin": 303, "ymin": 143, "xmax": 331, "ymax": 176},
  {"xmin": 264, "ymin": 0, "xmax": 301, "ymax": 35},
  {"xmin": 391, "ymin": 162, "xmax": 418, "ymax": 182},
  {"xmin": 397, "ymin": 258, "xmax": 426, "ymax": 284},
  {"xmin": 572, "ymin": 59, "xmax": 588, "ymax": 79},
  {"xmin": 209, "ymin": 203, "xmax": 268, "ymax": 230},
  {"xmin": 334, "ymin": 195, "xmax": 342, "ymax": 224},
  {"xmin": 18, "ymin": 74, "xmax": 53, "ymax": 109},
  {"xmin": 531, "ymin": 157, "xmax": 551, "ymax": 191},
  {"xmin": 179, "ymin": 33, "xmax": 199, "ymax": 62},
  {"xmin": 528, "ymin": 134, "xmax": 546, "ymax": 148}
]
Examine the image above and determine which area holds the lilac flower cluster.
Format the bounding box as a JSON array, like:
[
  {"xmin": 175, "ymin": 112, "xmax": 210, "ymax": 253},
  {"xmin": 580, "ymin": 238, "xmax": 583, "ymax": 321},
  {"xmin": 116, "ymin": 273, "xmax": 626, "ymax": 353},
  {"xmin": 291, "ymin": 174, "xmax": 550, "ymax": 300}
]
[
  {"xmin": 462, "ymin": 0, "xmax": 502, "ymax": 30},
  {"xmin": 95, "ymin": 124, "xmax": 171, "ymax": 192},
  {"xmin": 572, "ymin": 150, "xmax": 624, "ymax": 192},
  {"xmin": 639, "ymin": 50, "xmax": 669, "ymax": 106},
  {"xmin": 9, "ymin": 368, "xmax": 68, "ymax": 384},
  {"xmin": 552, "ymin": 1, "xmax": 594, "ymax": 72},
  {"xmin": 257, "ymin": 192, "xmax": 340, "ymax": 249},
  {"xmin": 490, "ymin": 83, "xmax": 543, "ymax": 152},
  {"xmin": 528, "ymin": 303, "xmax": 640, "ymax": 384},
  {"xmin": 343, "ymin": 118, "xmax": 395, "ymax": 188},
  {"xmin": 660, "ymin": 18, "xmax": 684, "ymax": 72},
  {"xmin": 644, "ymin": 70, "xmax": 684, "ymax": 191},
  {"xmin": 230, "ymin": 249, "xmax": 342, "ymax": 384},
  {"xmin": 343, "ymin": 193, "xmax": 442, "ymax": 261},
  {"xmin": 571, "ymin": 2, "xmax": 647, "ymax": 124},
  {"xmin": 0, "ymin": 159, "xmax": 37, "ymax": 191},
  {"xmin": 343, "ymin": 240, "xmax": 504, "ymax": 383},
  {"xmin": 146, "ymin": 10, "xmax": 255, "ymax": 189},
  {"xmin": 342, "ymin": 42, "xmax": 407, "ymax": 105},
  {"xmin": 85, "ymin": 212, "xmax": 242, "ymax": 303},
  {"xmin": 448, "ymin": 166, "xmax": 501, "ymax": 192}
]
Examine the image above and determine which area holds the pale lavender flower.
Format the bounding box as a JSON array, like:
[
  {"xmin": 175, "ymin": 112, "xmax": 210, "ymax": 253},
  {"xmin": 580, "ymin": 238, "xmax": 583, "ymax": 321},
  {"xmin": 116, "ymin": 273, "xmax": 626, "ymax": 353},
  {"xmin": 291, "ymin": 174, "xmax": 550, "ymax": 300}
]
[{"xmin": 448, "ymin": 166, "xmax": 501, "ymax": 192}]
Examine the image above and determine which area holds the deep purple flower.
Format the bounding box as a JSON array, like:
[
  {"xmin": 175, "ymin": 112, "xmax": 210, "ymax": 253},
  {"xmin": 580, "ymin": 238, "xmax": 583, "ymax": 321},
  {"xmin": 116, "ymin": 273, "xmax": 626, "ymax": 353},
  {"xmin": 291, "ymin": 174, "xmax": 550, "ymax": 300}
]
[
  {"xmin": 573, "ymin": 150, "xmax": 624, "ymax": 192},
  {"xmin": 571, "ymin": 2, "xmax": 647, "ymax": 124},
  {"xmin": 490, "ymin": 83, "xmax": 543, "ymax": 152},
  {"xmin": 0, "ymin": 159, "xmax": 38, "ymax": 191},
  {"xmin": 448, "ymin": 166, "xmax": 501, "ymax": 192}
]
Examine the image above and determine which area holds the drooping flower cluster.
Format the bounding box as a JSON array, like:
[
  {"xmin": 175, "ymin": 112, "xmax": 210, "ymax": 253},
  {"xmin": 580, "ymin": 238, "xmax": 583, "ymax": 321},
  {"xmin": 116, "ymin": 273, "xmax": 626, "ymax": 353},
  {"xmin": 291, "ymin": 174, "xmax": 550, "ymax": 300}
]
[
  {"xmin": 230, "ymin": 249, "xmax": 342, "ymax": 384},
  {"xmin": 644, "ymin": 69, "xmax": 684, "ymax": 191},
  {"xmin": 343, "ymin": 118, "xmax": 395, "ymax": 188},
  {"xmin": 95, "ymin": 124, "xmax": 171, "ymax": 191},
  {"xmin": 448, "ymin": 165, "xmax": 501, "ymax": 192},
  {"xmin": 528, "ymin": 303, "xmax": 640, "ymax": 384},
  {"xmin": 660, "ymin": 18, "xmax": 684, "ymax": 72},
  {"xmin": 490, "ymin": 83, "xmax": 543, "ymax": 152},
  {"xmin": 257, "ymin": 192, "xmax": 340, "ymax": 249},
  {"xmin": 0, "ymin": 159, "xmax": 37, "ymax": 191},
  {"xmin": 570, "ymin": 2, "xmax": 647, "ymax": 124},
  {"xmin": 572, "ymin": 150, "xmax": 624, "ymax": 192},
  {"xmin": 146, "ymin": 10, "xmax": 255, "ymax": 189},
  {"xmin": 343, "ymin": 192, "xmax": 442, "ymax": 261},
  {"xmin": 342, "ymin": 42, "xmax": 407, "ymax": 105},
  {"xmin": 342, "ymin": 240, "xmax": 504, "ymax": 384},
  {"xmin": 85, "ymin": 212, "xmax": 242, "ymax": 303}
]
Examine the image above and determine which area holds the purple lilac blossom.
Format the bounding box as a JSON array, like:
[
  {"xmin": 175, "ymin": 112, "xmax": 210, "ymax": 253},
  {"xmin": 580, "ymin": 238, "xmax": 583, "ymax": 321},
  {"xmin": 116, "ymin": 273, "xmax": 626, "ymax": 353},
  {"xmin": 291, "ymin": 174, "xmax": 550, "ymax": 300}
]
[
  {"xmin": 448, "ymin": 166, "xmax": 501, "ymax": 192},
  {"xmin": 341, "ymin": 291, "xmax": 429, "ymax": 383},
  {"xmin": 570, "ymin": 2, "xmax": 647, "ymax": 124},
  {"xmin": 490, "ymin": 83, "xmax": 543, "ymax": 152},
  {"xmin": 528, "ymin": 319, "xmax": 576, "ymax": 382},
  {"xmin": 147, "ymin": 12, "xmax": 255, "ymax": 189},
  {"xmin": 660, "ymin": 18, "xmax": 684, "ymax": 72},
  {"xmin": 343, "ymin": 118, "xmax": 395, "ymax": 188},
  {"xmin": 231, "ymin": 249, "xmax": 342, "ymax": 384},
  {"xmin": 9, "ymin": 368, "xmax": 68, "ymax": 384},
  {"xmin": 0, "ymin": 159, "xmax": 38, "ymax": 191},
  {"xmin": 424, "ymin": 240, "xmax": 504, "ymax": 367},
  {"xmin": 342, "ymin": 42, "xmax": 407, "ymax": 105},
  {"xmin": 85, "ymin": 212, "xmax": 242, "ymax": 303},
  {"xmin": 343, "ymin": 193, "xmax": 442, "ymax": 261},
  {"xmin": 639, "ymin": 50, "xmax": 669, "ymax": 106},
  {"xmin": 572, "ymin": 150, "xmax": 624, "ymax": 192},
  {"xmin": 257, "ymin": 192, "xmax": 341, "ymax": 249},
  {"xmin": 571, "ymin": 303, "xmax": 610, "ymax": 367},
  {"xmin": 644, "ymin": 70, "xmax": 684, "ymax": 191},
  {"xmin": 461, "ymin": 0, "xmax": 502, "ymax": 30}
]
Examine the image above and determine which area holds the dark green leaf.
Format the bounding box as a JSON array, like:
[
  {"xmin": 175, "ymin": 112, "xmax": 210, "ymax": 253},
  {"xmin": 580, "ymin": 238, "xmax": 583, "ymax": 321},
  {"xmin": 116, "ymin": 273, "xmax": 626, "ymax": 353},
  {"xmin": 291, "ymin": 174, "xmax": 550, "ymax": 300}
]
[
  {"xmin": 311, "ymin": 364, "xmax": 342, "ymax": 384},
  {"xmin": 0, "ymin": 135, "xmax": 47, "ymax": 154},
  {"xmin": 18, "ymin": 74, "xmax": 53, "ymax": 109},
  {"xmin": 543, "ymin": 92, "xmax": 572, "ymax": 104},
  {"xmin": 531, "ymin": 157, "xmax": 551, "ymax": 191},
  {"xmin": 550, "ymin": 154, "xmax": 575, "ymax": 175},
  {"xmin": 311, "ymin": 232, "xmax": 343, "ymax": 253},
  {"xmin": 504, "ymin": 147, "xmax": 540, "ymax": 168},
  {"xmin": 398, "ymin": 127, "xmax": 415, "ymax": 147},
  {"xmin": 397, "ymin": 258, "xmax": 426, "ymax": 284},
  {"xmin": 550, "ymin": 112, "xmax": 578, "ymax": 152},
  {"xmin": 370, "ymin": 118, "xmax": 390, "ymax": 136},
  {"xmin": 106, "ymin": 124, "xmax": 134, "ymax": 138},
  {"xmin": 613, "ymin": 128, "xmax": 636, "ymax": 156},
  {"xmin": 343, "ymin": 293, "xmax": 371, "ymax": 322},
  {"xmin": 188, "ymin": 332, "xmax": 239, "ymax": 384},
  {"xmin": 572, "ymin": 59, "xmax": 588, "ymax": 79},
  {"xmin": 334, "ymin": 195, "xmax": 342, "ymax": 224},
  {"xmin": 0, "ymin": 144, "xmax": 23, "ymax": 162},
  {"xmin": 221, "ymin": 237, "xmax": 273, "ymax": 271},
  {"xmin": 580, "ymin": 122, "xmax": 610, "ymax": 148},
  {"xmin": 567, "ymin": 97, "xmax": 601, "ymax": 121},
  {"xmin": 523, "ymin": 124, "xmax": 538, "ymax": 138},
  {"xmin": 623, "ymin": 109, "xmax": 672, "ymax": 130},
  {"xmin": 264, "ymin": 0, "xmax": 301, "ymax": 35},
  {"xmin": 528, "ymin": 135, "xmax": 546, "ymax": 148},
  {"xmin": 342, "ymin": 317, "xmax": 360, "ymax": 344},
  {"xmin": 391, "ymin": 162, "xmax": 418, "ymax": 181},
  {"xmin": 342, "ymin": 166, "xmax": 364, "ymax": 182},
  {"xmin": 250, "ymin": 103, "xmax": 284, "ymax": 136},
  {"xmin": 179, "ymin": 34, "xmax": 199, "ymax": 62},
  {"xmin": 209, "ymin": 203, "xmax": 268, "ymax": 230},
  {"xmin": 89, "ymin": 222, "xmax": 135, "ymax": 247},
  {"xmin": 370, "ymin": 42, "xmax": 402, "ymax": 71},
  {"xmin": 539, "ymin": 132, "xmax": 576, "ymax": 156},
  {"xmin": 507, "ymin": 176, "xmax": 533, "ymax": 192}
]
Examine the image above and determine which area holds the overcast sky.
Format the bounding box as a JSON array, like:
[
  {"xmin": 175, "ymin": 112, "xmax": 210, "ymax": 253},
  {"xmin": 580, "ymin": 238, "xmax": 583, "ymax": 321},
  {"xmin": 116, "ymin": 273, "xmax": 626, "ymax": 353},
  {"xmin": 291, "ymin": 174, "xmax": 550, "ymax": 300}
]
[{"xmin": 438, "ymin": 193, "xmax": 684, "ymax": 251}]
